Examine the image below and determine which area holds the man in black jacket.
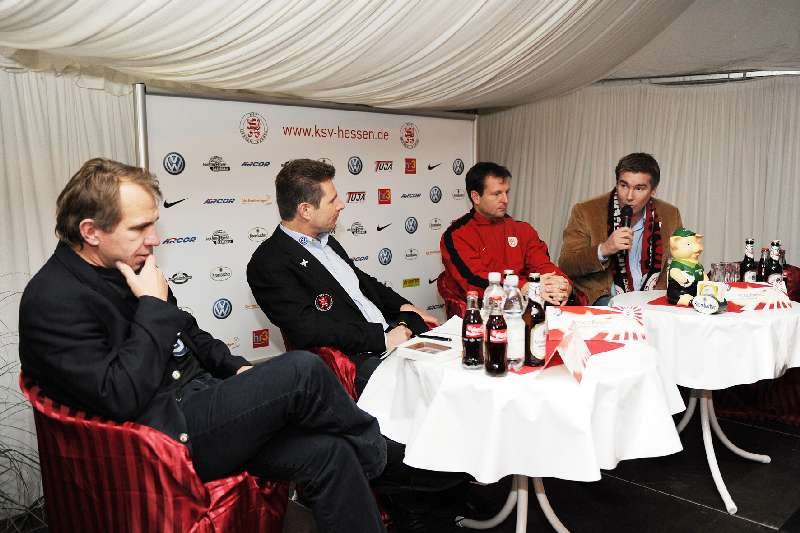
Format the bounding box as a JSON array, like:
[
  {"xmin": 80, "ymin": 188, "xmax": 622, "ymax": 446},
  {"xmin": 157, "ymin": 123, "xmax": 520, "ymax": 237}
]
[
  {"xmin": 247, "ymin": 158, "xmax": 439, "ymax": 394},
  {"xmin": 18, "ymin": 158, "xmax": 387, "ymax": 533}
]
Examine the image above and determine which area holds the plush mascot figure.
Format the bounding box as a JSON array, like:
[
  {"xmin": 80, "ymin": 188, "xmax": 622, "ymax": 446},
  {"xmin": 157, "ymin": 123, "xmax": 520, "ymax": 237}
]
[{"xmin": 667, "ymin": 228, "xmax": 707, "ymax": 306}]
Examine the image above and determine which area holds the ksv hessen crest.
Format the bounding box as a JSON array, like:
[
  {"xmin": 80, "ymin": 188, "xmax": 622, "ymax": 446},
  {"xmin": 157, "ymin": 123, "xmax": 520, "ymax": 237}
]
[
  {"xmin": 315, "ymin": 293, "xmax": 333, "ymax": 312},
  {"xmin": 399, "ymin": 122, "xmax": 419, "ymax": 149},
  {"xmin": 240, "ymin": 112, "xmax": 268, "ymax": 144},
  {"xmin": 507, "ymin": 236, "xmax": 518, "ymax": 248}
]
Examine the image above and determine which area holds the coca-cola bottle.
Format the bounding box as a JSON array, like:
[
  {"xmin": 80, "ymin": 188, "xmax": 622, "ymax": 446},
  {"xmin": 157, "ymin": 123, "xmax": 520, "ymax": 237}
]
[
  {"xmin": 523, "ymin": 273, "xmax": 546, "ymax": 366},
  {"xmin": 739, "ymin": 238, "xmax": 757, "ymax": 282},
  {"xmin": 766, "ymin": 240, "xmax": 784, "ymax": 287},
  {"xmin": 462, "ymin": 291, "xmax": 484, "ymax": 370},
  {"xmin": 484, "ymin": 296, "xmax": 507, "ymax": 377},
  {"xmin": 757, "ymin": 247, "xmax": 769, "ymax": 282}
]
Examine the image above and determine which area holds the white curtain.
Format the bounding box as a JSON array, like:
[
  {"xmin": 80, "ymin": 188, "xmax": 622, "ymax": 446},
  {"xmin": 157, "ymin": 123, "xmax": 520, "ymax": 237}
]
[
  {"xmin": 0, "ymin": 68, "xmax": 135, "ymax": 516},
  {"xmin": 0, "ymin": 0, "xmax": 691, "ymax": 109},
  {"xmin": 478, "ymin": 75, "xmax": 800, "ymax": 267}
]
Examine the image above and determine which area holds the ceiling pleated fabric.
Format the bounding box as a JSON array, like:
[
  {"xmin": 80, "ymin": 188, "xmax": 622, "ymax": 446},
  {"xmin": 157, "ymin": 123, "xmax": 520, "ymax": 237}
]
[{"xmin": 0, "ymin": 0, "xmax": 691, "ymax": 109}]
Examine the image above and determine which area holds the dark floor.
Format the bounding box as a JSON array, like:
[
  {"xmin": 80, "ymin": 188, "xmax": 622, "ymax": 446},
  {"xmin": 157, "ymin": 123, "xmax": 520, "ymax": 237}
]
[
  {"xmin": 6, "ymin": 413, "xmax": 800, "ymax": 532},
  {"xmin": 460, "ymin": 413, "xmax": 800, "ymax": 533}
]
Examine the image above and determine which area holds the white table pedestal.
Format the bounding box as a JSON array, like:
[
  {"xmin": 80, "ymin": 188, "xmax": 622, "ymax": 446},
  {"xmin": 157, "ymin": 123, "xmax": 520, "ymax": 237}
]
[
  {"xmin": 677, "ymin": 389, "xmax": 771, "ymax": 514},
  {"xmin": 456, "ymin": 476, "xmax": 569, "ymax": 533}
]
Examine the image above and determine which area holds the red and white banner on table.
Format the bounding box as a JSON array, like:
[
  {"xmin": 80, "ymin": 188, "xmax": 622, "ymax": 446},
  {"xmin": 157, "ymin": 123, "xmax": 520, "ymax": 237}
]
[{"xmin": 518, "ymin": 306, "xmax": 648, "ymax": 383}]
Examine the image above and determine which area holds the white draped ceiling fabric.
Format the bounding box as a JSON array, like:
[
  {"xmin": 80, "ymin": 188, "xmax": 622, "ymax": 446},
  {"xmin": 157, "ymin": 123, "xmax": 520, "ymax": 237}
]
[{"xmin": 0, "ymin": 0, "xmax": 692, "ymax": 109}]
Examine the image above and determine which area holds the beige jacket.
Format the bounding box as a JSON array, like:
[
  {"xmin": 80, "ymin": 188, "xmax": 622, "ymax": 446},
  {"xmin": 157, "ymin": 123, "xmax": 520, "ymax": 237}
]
[{"xmin": 558, "ymin": 194, "xmax": 683, "ymax": 305}]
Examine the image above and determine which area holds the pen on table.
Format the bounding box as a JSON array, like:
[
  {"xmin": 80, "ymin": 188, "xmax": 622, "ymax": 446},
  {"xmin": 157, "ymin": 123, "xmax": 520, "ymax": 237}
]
[
  {"xmin": 416, "ymin": 333, "xmax": 452, "ymax": 342},
  {"xmin": 380, "ymin": 346, "xmax": 398, "ymax": 360}
]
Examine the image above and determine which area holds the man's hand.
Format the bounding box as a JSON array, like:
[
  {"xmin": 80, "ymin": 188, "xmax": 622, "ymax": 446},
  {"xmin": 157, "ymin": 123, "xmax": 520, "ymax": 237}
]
[
  {"xmin": 540, "ymin": 273, "xmax": 571, "ymax": 306},
  {"xmin": 116, "ymin": 255, "xmax": 168, "ymax": 301},
  {"xmin": 386, "ymin": 325, "xmax": 412, "ymax": 349},
  {"xmin": 600, "ymin": 227, "xmax": 634, "ymax": 257},
  {"xmin": 399, "ymin": 303, "xmax": 441, "ymax": 326}
]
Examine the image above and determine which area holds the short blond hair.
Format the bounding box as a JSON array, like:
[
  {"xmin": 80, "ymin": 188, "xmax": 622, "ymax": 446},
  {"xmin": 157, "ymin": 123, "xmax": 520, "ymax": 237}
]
[{"xmin": 55, "ymin": 158, "xmax": 162, "ymax": 246}]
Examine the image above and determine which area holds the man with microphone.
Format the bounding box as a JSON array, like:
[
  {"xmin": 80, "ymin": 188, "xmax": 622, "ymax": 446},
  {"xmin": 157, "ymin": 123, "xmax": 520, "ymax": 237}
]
[{"xmin": 558, "ymin": 152, "xmax": 683, "ymax": 305}]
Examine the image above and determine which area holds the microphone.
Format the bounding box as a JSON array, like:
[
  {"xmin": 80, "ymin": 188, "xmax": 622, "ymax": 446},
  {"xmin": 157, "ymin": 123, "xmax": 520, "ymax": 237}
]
[{"xmin": 620, "ymin": 205, "xmax": 633, "ymax": 228}]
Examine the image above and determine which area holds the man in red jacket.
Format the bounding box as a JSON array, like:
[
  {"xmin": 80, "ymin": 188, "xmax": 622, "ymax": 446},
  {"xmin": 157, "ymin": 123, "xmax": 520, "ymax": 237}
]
[{"xmin": 439, "ymin": 162, "xmax": 571, "ymax": 306}]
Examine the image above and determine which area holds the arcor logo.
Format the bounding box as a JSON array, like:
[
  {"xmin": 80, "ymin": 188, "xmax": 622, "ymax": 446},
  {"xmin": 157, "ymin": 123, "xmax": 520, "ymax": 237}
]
[{"xmin": 162, "ymin": 236, "xmax": 196, "ymax": 244}]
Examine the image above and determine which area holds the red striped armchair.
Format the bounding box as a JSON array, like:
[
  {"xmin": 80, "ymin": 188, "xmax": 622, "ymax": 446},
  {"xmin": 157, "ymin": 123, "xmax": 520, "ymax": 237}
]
[{"xmin": 19, "ymin": 374, "xmax": 289, "ymax": 533}]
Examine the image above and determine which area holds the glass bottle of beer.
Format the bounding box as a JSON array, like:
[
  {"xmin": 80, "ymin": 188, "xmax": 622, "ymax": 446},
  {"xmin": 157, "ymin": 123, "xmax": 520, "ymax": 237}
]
[
  {"xmin": 484, "ymin": 296, "xmax": 507, "ymax": 376},
  {"xmin": 739, "ymin": 238, "xmax": 757, "ymax": 282},
  {"xmin": 766, "ymin": 240, "xmax": 784, "ymax": 286},
  {"xmin": 757, "ymin": 247, "xmax": 769, "ymax": 282},
  {"xmin": 523, "ymin": 273, "xmax": 546, "ymax": 366},
  {"xmin": 462, "ymin": 291, "xmax": 484, "ymax": 370}
]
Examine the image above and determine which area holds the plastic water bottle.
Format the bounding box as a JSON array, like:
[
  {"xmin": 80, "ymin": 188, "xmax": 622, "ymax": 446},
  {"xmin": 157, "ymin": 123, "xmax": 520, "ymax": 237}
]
[
  {"xmin": 482, "ymin": 272, "xmax": 505, "ymax": 322},
  {"xmin": 503, "ymin": 274, "xmax": 525, "ymax": 371}
]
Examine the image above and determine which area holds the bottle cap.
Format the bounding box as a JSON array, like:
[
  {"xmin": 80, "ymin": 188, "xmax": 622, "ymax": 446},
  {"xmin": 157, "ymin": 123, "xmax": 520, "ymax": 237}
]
[
  {"xmin": 528, "ymin": 272, "xmax": 541, "ymax": 281},
  {"xmin": 466, "ymin": 290, "xmax": 479, "ymax": 297},
  {"xmin": 488, "ymin": 272, "xmax": 501, "ymax": 282},
  {"xmin": 506, "ymin": 274, "xmax": 519, "ymax": 285}
]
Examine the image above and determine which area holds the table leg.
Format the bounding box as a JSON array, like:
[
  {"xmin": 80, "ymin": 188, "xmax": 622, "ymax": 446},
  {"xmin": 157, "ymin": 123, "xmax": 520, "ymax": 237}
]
[
  {"xmin": 700, "ymin": 396, "xmax": 738, "ymax": 514},
  {"xmin": 707, "ymin": 396, "xmax": 771, "ymax": 463},
  {"xmin": 676, "ymin": 395, "xmax": 697, "ymax": 433},
  {"xmin": 456, "ymin": 478, "xmax": 518, "ymax": 529},
  {"xmin": 533, "ymin": 477, "xmax": 570, "ymax": 533},
  {"xmin": 456, "ymin": 476, "xmax": 569, "ymax": 532}
]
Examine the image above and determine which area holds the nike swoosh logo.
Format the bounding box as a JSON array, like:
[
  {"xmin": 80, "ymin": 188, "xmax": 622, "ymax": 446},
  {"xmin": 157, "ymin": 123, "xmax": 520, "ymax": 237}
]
[
  {"xmin": 427, "ymin": 163, "xmax": 441, "ymax": 170},
  {"xmin": 428, "ymin": 274, "xmax": 441, "ymax": 284},
  {"xmin": 377, "ymin": 223, "xmax": 392, "ymax": 231},
  {"xmin": 163, "ymin": 198, "xmax": 187, "ymax": 208}
]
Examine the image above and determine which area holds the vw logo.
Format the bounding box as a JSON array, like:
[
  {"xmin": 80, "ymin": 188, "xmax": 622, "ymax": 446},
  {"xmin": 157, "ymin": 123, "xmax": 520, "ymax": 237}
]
[
  {"xmin": 213, "ymin": 298, "xmax": 232, "ymax": 319},
  {"xmin": 429, "ymin": 186, "xmax": 442, "ymax": 203},
  {"xmin": 163, "ymin": 152, "xmax": 185, "ymax": 175},
  {"xmin": 453, "ymin": 158, "xmax": 465, "ymax": 175},
  {"xmin": 347, "ymin": 156, "xmax": 363, "ymax": 175},
  {"xmin": 404, "ymin": 217, "xmax": 418, "ymax": 234},
  {"xmin": 378, "ymin": 248, "xmax": 393, "ymax": 265}
]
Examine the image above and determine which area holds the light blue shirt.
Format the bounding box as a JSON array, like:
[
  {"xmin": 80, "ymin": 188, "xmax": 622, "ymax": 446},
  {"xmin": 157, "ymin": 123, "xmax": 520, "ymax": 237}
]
[
  {"xmin": 279, "ymin": 224, "xmax": 389, "ymax": 330},
  {"xmin": 598, "ymin": 216, "xmax": 646, "ymax": 295}
]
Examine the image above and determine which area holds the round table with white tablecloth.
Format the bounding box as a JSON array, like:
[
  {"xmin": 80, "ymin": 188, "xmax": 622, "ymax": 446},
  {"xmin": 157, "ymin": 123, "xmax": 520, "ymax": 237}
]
[
  {"xmin": 611, "ymin": 289, "xmax": 800, "ymax": 514},
  {"xmin": 357, "ymin": 319, "xmax": 684, "ymax": 532}
]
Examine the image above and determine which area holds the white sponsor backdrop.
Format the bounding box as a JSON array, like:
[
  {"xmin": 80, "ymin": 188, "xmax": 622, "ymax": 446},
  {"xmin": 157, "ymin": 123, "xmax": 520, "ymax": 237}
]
[{"xmin": 146, "ymin": 93, "xmax": 475, "ymax": 360}]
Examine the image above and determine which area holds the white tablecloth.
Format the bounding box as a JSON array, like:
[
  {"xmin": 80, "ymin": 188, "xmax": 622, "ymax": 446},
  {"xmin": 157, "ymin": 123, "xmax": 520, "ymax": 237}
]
[
  {"xmin": 611, "ymin": 290, "xmax": 800, "ymax": 390},
  {"xmin": 357, "ymin": 324, "xmax": 683, "ymax": 483}
]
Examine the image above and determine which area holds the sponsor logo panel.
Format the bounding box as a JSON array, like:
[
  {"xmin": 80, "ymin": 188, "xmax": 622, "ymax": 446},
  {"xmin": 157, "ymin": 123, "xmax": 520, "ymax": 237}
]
[
  {"xmin": 347, "ymin": 191, "xmax": 366, "ymax": 203},
  {"xmin": 404, "ymin": 158, "xmax": 416, "ymax": 174},
  {"xmin": 203, "ymin": 156, "xmax": 231, "ymax": 172},
  {"xmin": 204, "ymin": 198, "xmax": 236, "ymax": 205},
  {"xmin": 347, "ymin": 222, "xmax": 367, "ymax": 235},
  {"xmin": 429, "ymin": 186, "xmax": 442, "ymax": 203},
  {"xmin": 163, "ymin": 152, "xmax": 185, "ymax": 175},
  {"xmin": 403, "ymin": 277, "xmax": 421, "ymax": 288},
  {"xmin": 453, "ymin": 158, "xmax": 465, "ymax": 175},
  {"xmin": 378, "ymin": 188, "xmax": 392, "ymax": 205},
  {"xmin": 162, "ymin": 236, "xmax": 197, "ymax": 245},
  {"xmin": 404, "ymin": 217, "xmax": 419, "ymax": 234},
  {"xmin": 249, "ymin": 226, "xmax": 270, "ymax": 242},
  {"xmin": 375, "ymin": 160, "xmax": 393, "ymax": 171},
  {"xmin": 207, "ymin": 230, "xmax": 234, "ymax": 245},
  {"xmin": 213, "ymin": 298, "xmax": 233, "ymax": 319},
  {"xmin": 252, "ymin": 329, "xmax": 270, "ymax": 348},
  {"xmin": 168, "ymin": 272, "xmax": 192, "ymax": 284},
  {"xmin": 348, "ymin": 156, "xmax": 363, "ymax": 175},
  {"xmin": 210, "ymin": 266, "xmax": 232, "ymax": 281},
  {"xmin": 378, "ymin": 248, "xmax": 393, "ymax": 265}
]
